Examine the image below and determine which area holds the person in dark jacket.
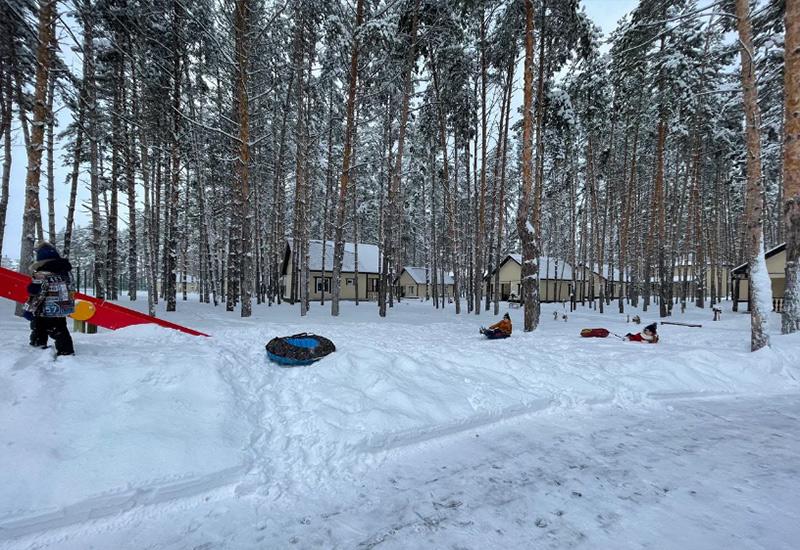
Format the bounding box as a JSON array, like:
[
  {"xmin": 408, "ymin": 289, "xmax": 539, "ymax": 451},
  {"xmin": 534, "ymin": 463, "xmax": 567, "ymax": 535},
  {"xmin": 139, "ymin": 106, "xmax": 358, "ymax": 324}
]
[
  {"xmin": 480, "ymin": 312, "xmax": 513, "ymax": 339},
  {"xmin": 23, "ymin": 242, "xmax": 75, "ymax": 356}
]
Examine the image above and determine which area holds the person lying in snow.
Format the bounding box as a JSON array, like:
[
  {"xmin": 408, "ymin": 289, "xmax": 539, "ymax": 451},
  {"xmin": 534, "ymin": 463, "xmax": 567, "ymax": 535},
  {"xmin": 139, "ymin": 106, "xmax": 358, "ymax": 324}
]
[
  {"xmin": 23, "ymin": 242, "xmax": 76, "ymax": 356},
  {"xmin": 624, "ymin": 322, "xmax": 659, "ymax": 343},
  {"xmin": 480, "ymin": 313, "xmax": 512, "ymax": 339}
]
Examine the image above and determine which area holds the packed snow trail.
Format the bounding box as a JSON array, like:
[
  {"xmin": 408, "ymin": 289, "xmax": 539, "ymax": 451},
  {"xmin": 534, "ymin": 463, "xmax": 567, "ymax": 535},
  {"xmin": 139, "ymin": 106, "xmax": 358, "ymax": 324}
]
[{"xmin": 6, "ymin": 394, "xmax": 799, "ymax": 549}]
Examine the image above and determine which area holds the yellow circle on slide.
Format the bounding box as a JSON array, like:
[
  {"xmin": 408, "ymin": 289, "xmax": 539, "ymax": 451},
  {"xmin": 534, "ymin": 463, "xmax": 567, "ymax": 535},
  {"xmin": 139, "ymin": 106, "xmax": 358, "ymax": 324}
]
[{"xmin": 70, "ymin": 300, "xmax": 96, "ymax": 321}]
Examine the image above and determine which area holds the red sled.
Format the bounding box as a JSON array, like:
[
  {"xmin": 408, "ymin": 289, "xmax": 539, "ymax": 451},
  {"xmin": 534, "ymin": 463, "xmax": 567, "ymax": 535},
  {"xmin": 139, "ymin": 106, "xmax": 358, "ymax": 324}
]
[
  {"xmin": 1, "ymin": 266, "xmax": 208, "ymax": 337},
  {"xmin": 580, "ymin": 328, "xmax": 610, "ymax": 338}
]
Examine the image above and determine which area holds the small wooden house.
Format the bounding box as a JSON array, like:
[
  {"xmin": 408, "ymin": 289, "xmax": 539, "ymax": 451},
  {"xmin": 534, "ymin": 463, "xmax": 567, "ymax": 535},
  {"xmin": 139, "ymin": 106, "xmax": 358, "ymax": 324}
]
[
  {"xmin": 485, "ymin": 254, "xmax": 573, "ymax": 302},
  {"xmin": 574, "ymin": 264, "xmax": 630, "ymax": 300},
  {"xmin": 731, "ymin": 243, "xmax": 786, "ymax": 312},
  {"xmin": 281, "ymin": 239, "xmax": 381, "ymax": 302},
  {"xmin": 395, "ymin": 266, "xmax": 454, "ymax": 299}
]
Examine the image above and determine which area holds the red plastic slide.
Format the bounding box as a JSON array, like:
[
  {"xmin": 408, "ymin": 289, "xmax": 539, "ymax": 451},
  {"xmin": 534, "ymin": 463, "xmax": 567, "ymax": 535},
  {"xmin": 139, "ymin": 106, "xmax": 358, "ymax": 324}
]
[{"xmin": 0, "ymin": 266, "xmax": 209, "ymax": 337}]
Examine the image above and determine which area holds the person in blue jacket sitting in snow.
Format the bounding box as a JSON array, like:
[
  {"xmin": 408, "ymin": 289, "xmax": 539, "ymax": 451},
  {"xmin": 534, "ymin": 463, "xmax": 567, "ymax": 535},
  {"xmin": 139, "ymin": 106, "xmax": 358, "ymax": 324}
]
[{"xmin": 23, "ymin": 242, "xmax": 76, "ymax": 356}]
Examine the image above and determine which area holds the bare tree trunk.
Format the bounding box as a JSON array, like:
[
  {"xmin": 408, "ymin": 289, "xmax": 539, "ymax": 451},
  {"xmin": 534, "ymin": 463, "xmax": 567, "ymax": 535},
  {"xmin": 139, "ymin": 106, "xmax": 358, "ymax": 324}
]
[
  {"xmin": 166, "ymin": 0, "xmax": 183, "ymax": 312},
  {"xmin": 290, "ymin": 8, "xmax": 311, "ymax": 315},
  {"xmin": 45, "ymin": 20, "xmax": 57, "ymax": 243},
  {"xmin": 352, "ymin": 114, "xmax": 361, "ymax": 307},
  {"xmin": 430, "ymin": 146, "xmax": 438, "ymax": 308},
  {"xmin": 430, "ymin": 56, "xmax": 460, "ymax": 314},
  {"xmin": 63, "ymin": 72, "xmax": 85, "ymax": 258},
  {"xmin": 351, "ymin": 101, "xmax": 362, "ymax": 305},
  {"xmin": 474, "ymin": 9, "xmax": 488, "ymax": 315},
  {"xmin": 586, "ymin": 133, "xmax": 600, "ymax": 311},
  {"xmin": 122, "ymin": 47, "xmax": 137, "ymax": 300},
  {"xmin": 332, "ymin": 0, "xmax": 364, "ymax": 316},
  {"xmin": 107, "ymin": 56, "xmax": 122, "ymax": 300},
  {"xmin": 0, "ymin": 67, "xmax": 12, "ymax": 260},
  {"xmin": 84, "ymin": 0, "xmax": 104, "ymax": 299},
  {"xmin": 569, "ymin": 140, "xmax": 577, "ymax": 311},
  {"xmin": 380, "ymin": 0, "xmax": 419, "ymax": 317},
  {"xmin": 320, "ymin": 91, "xmax": 334, "ymax": 306},
  {"xmin": 619, "ymin": 119, "xmax": 639, "ymax": 313},
  {"xmin": 690, "ymin": 139, "xmax": 705, "ymax": 308},
  {"xmin": 493, "ymin": 60, "xmax": 514, "ymax": 315},
  {"xmin": 533, "ymin": 0, "xmax": 547, "ymax": 243},
  {"xmin": 516, "ymin": 0, "xmax": 539, "ymax": 332},
  {"xmin": 651, "ymin": 104, "xmax": 668, "ymax": 316},
  {"xmin": 18, "ymin": 0, "xmax": 56, "ymax": 283},
  {"xmin": 736, "ymin": 0, "xmax": 770, "ymax": 351},
  {"xmin": 270, "ymin": 80, "xmax": 292, "ymax": 305},
  {"xmin": 783, "ymin": 0, "xmax": 800, "ymax": 333},
  {"xmin": 139, "ymin": 134, "xmax": 156, "ymax": 316},
  {"xmin": 234, "ymin": 0, "xmax": 253, "ymax": 317}
]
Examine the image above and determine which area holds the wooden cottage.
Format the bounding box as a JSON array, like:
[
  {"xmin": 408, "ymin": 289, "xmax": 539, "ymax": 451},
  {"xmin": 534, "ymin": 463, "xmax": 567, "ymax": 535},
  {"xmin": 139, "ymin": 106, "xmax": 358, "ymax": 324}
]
[
  {"xmin": 485, "ymin": 254, "xmax": 573, "ymax": 302},
  {"xmin": 574, "ymin": 264, "xmax": 630, "ymax": 301},
  {"xmin": 281, "ymin": 239, "xmax": 381, "ymax": 302},
  {"xmin": 731, "ymin": 243, "xmax": 786, "ymax": 312},
  {"xmin": 395, "ymin": 267, "xmax": 454, "ymax": 299}
]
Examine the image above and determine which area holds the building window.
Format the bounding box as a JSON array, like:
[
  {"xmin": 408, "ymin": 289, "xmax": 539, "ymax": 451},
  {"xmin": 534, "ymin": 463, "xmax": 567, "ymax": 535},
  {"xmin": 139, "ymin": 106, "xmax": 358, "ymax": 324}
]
[
  {"xmin": 369, "ymin": 278, "xmax": 380, "ymax": 292},
  {"xmin": 346, "ymin": 278, "xmax": 355, "ymax": 287},
  {"xmin": 315, "ymin": 277, "xmax": 331, "ymax": 293}
]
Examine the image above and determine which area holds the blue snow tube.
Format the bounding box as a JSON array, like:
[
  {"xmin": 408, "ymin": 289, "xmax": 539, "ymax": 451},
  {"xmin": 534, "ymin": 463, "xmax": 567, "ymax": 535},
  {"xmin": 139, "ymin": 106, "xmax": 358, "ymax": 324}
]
[{"xmin": 266, "ymin": 333, "xmax": 336, "ymax": 366}]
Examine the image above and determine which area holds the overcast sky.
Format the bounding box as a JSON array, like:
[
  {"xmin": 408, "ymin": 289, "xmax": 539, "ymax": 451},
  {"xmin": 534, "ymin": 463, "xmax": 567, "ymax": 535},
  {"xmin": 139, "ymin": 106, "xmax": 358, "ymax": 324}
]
[{"xmin": 2, "ymin": 0, "xmax": 638, "ymax": 261}]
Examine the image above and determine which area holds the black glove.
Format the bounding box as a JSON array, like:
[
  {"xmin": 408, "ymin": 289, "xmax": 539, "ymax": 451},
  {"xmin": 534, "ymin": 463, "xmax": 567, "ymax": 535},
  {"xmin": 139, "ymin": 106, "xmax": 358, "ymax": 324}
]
[
  {"xmin": 27, "ymin": 282, "xmax": 42, "ymax": 295},
  {"xmin": 23, "ymin": 310, "xmax": 35, "ymax": 321}
]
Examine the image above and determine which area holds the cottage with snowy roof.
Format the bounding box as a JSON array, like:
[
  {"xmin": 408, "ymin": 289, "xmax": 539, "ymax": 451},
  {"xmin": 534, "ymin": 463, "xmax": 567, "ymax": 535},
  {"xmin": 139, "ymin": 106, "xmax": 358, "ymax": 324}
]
[
  {"xmin": 395, "ymin": 266, "xmax": 454, "ymax": 300},
  {"xmin": 485, "ymin": 254, "xmax": 574, "ymax": 303},
  {"xmin": 573, "ymin": 264, "xmax": 631, "ymax": 301},
  {"xmin": 281, "ymin": 239, "xmax": 382, "ymax": 302}
]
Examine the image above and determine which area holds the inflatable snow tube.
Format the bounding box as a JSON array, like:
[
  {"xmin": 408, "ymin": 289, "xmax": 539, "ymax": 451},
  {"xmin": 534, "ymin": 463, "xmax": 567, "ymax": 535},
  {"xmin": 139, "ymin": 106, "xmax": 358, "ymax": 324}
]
[
  {"xmin": 265, "ymin": 333, "xmax": 336, "ymax": 366},
  {"xmin": 580, "ymin": 328, "xmax": 610, "ymax": 338},
  {"xmin": 481, "ymin": 329, "xmax": 511, "ymax": 340}
]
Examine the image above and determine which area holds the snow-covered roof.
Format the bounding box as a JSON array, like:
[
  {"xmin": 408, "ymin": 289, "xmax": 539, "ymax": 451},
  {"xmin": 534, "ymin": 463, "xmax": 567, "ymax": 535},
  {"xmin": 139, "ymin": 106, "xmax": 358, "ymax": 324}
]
[
  {"xmin": 403, "ymin": 267, "xmax": 428, "ymax": 285},
  {"xmin": 732, "ymin": 242, "xmax": 786, "ymax": 274},
  {"xmin": 400, "ymin": 266, "xmax": 454, "ymax": 286},
  {"xmin": 505, "ymin": 254, "xmax": 573, "ymax": 279},
  {"xmin": 287, "ymin": 239, "xmax": 381, "ymax": 274}
]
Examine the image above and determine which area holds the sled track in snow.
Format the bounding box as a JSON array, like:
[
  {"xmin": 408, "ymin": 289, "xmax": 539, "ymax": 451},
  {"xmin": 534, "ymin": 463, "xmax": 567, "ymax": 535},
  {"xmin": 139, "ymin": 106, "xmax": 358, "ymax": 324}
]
[
  {"xmin": 360, "ymin": 389, "xmax": 759, "ymax": 457},
  {"xmin": 214, "ymin": 337, "xmax": 278, "ymax": 497},
  {"xmin": 0, "ymin": 465, "xmax": 247, "ymax": 542}
]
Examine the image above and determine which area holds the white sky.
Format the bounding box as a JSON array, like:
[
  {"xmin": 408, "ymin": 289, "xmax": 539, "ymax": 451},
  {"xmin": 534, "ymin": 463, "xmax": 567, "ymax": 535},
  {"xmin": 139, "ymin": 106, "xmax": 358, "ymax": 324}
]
[{"xmin": 1, "ymin": 0, "xmax": 638, "ymax": 261}]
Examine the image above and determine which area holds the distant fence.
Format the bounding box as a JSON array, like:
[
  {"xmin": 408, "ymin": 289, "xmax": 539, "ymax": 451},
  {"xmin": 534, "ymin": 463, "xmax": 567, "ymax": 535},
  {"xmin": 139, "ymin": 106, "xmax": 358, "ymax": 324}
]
[{"xmin": 773, "ymin": 298, "xmax": 784, "ymax": 313}]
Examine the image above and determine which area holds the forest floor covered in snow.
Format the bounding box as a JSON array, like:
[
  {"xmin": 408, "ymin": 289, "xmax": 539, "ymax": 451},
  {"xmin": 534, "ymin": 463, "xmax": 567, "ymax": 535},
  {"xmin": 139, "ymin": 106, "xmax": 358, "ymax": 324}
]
[{"xmin": 1, "ymin": 297, "xmax": 799, "ymax": 549}]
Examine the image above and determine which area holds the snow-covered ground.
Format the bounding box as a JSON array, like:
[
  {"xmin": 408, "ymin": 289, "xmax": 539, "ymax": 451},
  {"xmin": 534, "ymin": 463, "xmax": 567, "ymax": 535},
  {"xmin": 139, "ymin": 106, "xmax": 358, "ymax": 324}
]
[{"xmin": 1, "ymin": 296, "xmax": 798, "ymax": 548}]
